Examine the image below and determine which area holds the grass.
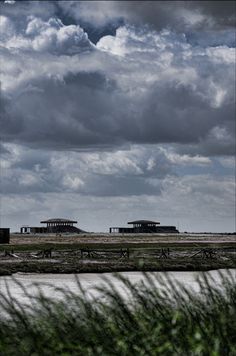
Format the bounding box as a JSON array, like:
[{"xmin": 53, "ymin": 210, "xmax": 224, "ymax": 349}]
[
  {"xmin": 0, "ymin": 240, "xmax": 235, "ymax": 276},
  {"xmin": 0, "ymin": 271, "xmax": 235, "ymax": 355},
  {"xmin": 1, "ymin": 240, "xmax": 236, "ymax": 252}
]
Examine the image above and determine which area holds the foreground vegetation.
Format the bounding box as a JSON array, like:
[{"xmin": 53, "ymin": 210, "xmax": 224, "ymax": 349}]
[{"xmin": 0, "ymin": 271, "xmax": 235, "ymax": 355}]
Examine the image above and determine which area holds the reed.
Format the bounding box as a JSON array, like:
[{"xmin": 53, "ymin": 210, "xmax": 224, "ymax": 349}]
[{"xmin": 0, "ymin": 271, "xmax": 235, "ymax": 355}]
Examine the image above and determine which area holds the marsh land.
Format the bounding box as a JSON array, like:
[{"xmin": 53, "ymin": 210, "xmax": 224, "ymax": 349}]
[{"xmin": 0, "ymin": 233, "xmax": 235, "ymax": 275}]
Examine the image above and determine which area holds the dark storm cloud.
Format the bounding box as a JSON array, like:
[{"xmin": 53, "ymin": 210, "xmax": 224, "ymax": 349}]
[
  {"xmin": 0, "ymin": 144, "xmax": 172, "ymax": 196},
  {"xmin": 0, "ymin": 142, "xmax": 10, "ymax": 155},
  {"xmin": 192, "ymin": 1, "xmax": 236, "ymax": 27},
  {"xmin": 1, "ymin": 1, "xmax": 235, "ymax": 56},
  {"xmin": 121, "ymin": 1, "xmax": 236, "ymax": 30},
  {"xmin": 138, "ymin": 83, "xmax": 235, "ymax": 152},
  {"xmin": 185, "ymin": 29, "xmax": 235, "ymax": 47},
  {"xmin": 1, "ymin": 68, "xmax": 234, "ymax": 155},
  {"xmin": 2, "ymin": 1, "xmax": 235, "ymax": 28},
  {"xmin": 0, "ymin": 93, "xmax": 24, "ymax": 136},
  {"xmin": 1, "ymin": 72, "xmax": 123, "ymax": 148},
  {"xmin": 176, "ymin": 122, "xmax": 236, "ymax": 157},
  {"xmin": 0, "ymin": 2, "xmax": 235, "ymax": 165},
  {"xmin": 1, "ymin": 10, "xmax": 233, "ymax": 155},
  {"xmin": 56, "ymin": 1, "xmax": 236, "ymax": 33}
]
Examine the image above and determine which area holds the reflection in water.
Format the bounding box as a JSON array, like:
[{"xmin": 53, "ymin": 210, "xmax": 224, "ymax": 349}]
[{"xmin": 0, "ymin": 270, "xmax": 235, "ymax": 305}]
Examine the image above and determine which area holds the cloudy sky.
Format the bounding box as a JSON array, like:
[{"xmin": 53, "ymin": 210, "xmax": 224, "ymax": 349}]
[{"xmin": 0, "ymin": 1, "xmax": 235, "ymax": 233}]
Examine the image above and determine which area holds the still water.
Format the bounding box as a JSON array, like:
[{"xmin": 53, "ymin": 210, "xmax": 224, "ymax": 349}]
[{"xmin": 0, "ymin": 270, "xmax": 235, "ymax": 305}]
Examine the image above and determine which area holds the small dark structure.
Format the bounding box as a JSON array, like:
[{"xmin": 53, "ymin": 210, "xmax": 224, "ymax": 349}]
[
  {"xmin": 20, "ymin": 226, "xmax": 47, "ymax": 234},
  {"xmin": 20, "ymin": 218, "xmax": 84, "ymax": 234},
  {"xmin": 0, "ymin": 228, "xmax": 10, "ymax": 244},
  {"xmin": 110, "ymin": 220, "xmax": 179, "ymax": 233}
]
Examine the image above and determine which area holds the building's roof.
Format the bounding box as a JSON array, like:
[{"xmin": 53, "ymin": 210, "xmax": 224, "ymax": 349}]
[
  {"xmin": 21, "ymin": 226, "xmax": 45, "ymax": 228},
  {"xmin": 40, "ymin": 218, "xmax": 77, "ymax": 224},
  {"xmin": 128, "ymin": 220, "xmax": 160, "ymax": 225}
]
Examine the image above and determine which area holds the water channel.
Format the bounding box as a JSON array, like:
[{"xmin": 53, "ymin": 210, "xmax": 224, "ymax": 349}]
[{"xmin": 0, "ymin": 269, "xmax": 235, "ymax": 306}]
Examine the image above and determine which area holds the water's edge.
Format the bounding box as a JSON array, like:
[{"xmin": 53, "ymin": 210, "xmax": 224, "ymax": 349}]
[
  {"xmin": 1, "ymin": 259, "xmax": 235, "ymax": 276},
  {"xmin": 0, "ymin": 269, "xmax": 235, "ymax": 305}
]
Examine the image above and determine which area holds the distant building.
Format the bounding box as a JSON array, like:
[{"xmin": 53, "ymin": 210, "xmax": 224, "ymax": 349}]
[
  {"xmin": 20, "ymin": 226, "xmax": 47, "ymax": 234},
  {"xmin": 0, "ymin": 228, "xmax": 10, "ymax": 243},
  {"xmin": 20, "ymin": 218, "xmax": 84, "ymax": 234},
  {"xmin": 109, "ymin": 220, "xmax": 179, "ymax": 233},
  {"xmin": 40, "ymin": 218, "xmax": 81, "ymax": 233}
]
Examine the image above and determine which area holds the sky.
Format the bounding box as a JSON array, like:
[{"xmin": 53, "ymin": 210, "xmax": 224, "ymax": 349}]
[{"xmin": 0, "ymin": 0, "xmax": 235, "ymax": 233}]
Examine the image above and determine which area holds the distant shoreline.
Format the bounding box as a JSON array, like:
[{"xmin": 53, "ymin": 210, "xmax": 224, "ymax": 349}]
[{"xmin": 1, "ymin": 263, "xmax": 236, "ymax": 277}]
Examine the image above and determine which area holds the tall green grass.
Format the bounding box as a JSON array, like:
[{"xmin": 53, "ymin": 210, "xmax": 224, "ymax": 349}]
[{"xmin": 0, "ymin": 271, "xmax": 235, "ymax": 355}]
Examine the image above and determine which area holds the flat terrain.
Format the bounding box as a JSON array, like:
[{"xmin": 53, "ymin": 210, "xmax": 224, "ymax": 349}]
[
  {"xmin": 8, "ymin": 232, "xmax": 236, "ymax": 246},
  {"xmin": 0, "ymin": 233, "xmax": 235, "ymax": 275}
]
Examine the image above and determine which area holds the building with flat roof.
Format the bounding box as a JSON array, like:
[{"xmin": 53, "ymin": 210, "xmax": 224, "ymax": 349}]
[
  {"xmin": 110, "ymin": 220, "xmax": 179, "ymax": 233},
  {"xmin": 20, "ymin": 218, "xmax": 84, "ymax": 234},
  {"xmin": 40, "ymin": 218, "xmax": 78, "ymax": 233}
]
